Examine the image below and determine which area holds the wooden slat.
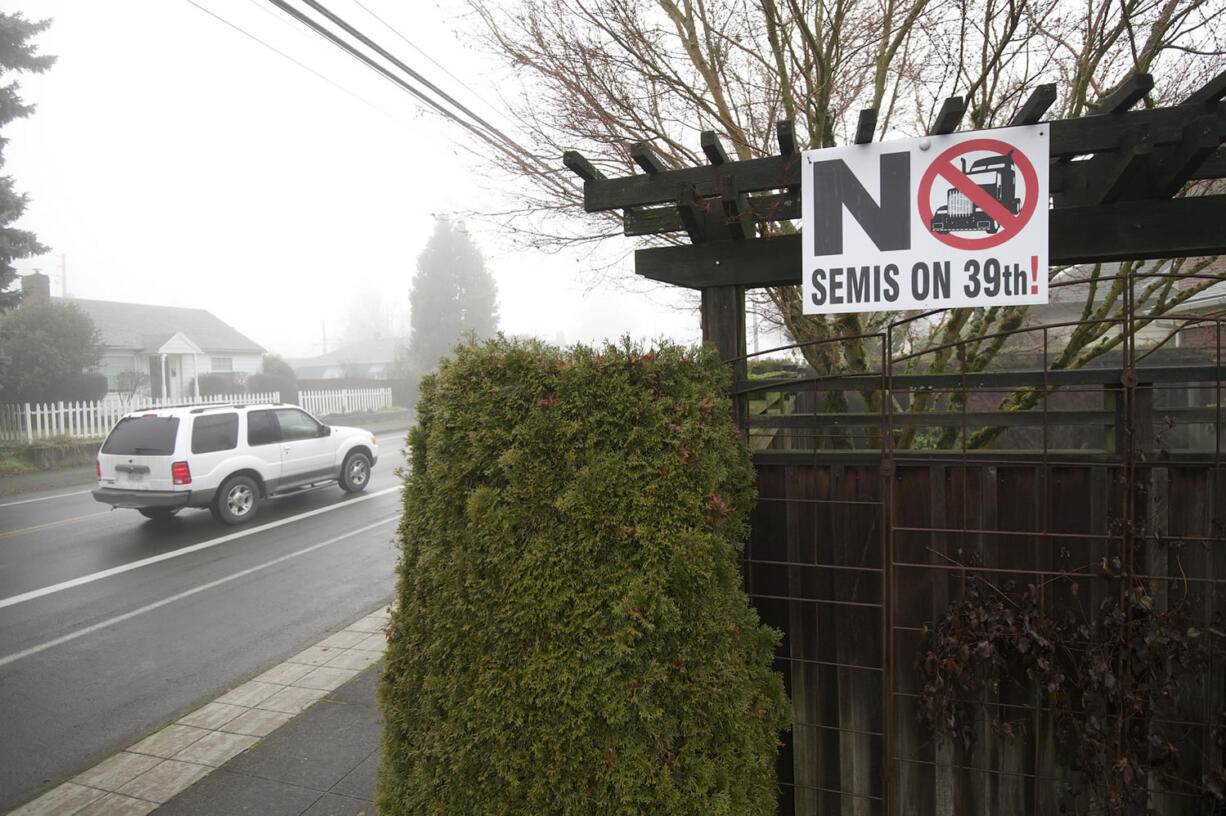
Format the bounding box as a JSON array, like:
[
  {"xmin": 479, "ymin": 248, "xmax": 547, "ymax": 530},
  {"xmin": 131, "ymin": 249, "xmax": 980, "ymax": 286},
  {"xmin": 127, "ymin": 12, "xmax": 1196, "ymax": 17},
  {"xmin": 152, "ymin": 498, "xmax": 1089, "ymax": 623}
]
[
  {"xmin": 777, "ymin": 120, "xmax": 796, "ymax": 156},
  {"xmin": 1010, "ymin": 84, "xmax": 1057, "ymax": 126},
  {"xmin": 1092, "ymin": 73, "xmax": 1154, "ymax": 114},
  {"xmin": 562, "ymin": 151, "xmax": 604, "ymax": 181},
  {"xmin": 701, "ymin": 130, "xmax": 729, "ymax": 165},
  {"xmin": 630, "ymin": 141, "xmax": 668, "ymax": 175},
  {"xmin": 855, "ymin": 108, "xmax": 878, "ymax": 145},
  {"xmin": 1183, "ymin": 68, "xmax": 1226, "ymax": 106},
  {"xmin": 929, "ymin": 96, "xmax": 965, "ymax": 135}
]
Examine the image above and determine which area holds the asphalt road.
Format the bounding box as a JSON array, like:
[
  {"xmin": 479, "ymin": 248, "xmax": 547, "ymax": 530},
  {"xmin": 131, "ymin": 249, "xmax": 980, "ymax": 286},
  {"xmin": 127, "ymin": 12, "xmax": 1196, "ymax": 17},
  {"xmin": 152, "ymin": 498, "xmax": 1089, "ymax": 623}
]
[{"xmin": 0, "ymin": 441, "xmax": 407, "ymax": 813}]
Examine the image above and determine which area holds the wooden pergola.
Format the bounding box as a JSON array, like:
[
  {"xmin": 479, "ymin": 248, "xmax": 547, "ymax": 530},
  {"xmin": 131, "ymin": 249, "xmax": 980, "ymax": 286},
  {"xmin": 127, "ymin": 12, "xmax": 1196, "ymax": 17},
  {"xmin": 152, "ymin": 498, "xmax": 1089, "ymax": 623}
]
[
  {"xmin": 565, "ymin": 70, "xmax": 1226, "ymax": 375},
  {"xmin": 564, "ymin": 71, "xmax": 1226, "ymax": 815}
]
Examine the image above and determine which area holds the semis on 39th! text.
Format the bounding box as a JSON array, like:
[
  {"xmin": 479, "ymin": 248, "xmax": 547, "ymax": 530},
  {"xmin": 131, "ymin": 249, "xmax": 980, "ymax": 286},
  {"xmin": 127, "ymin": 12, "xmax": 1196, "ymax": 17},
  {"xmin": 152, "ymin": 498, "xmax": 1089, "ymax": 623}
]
[{"xmin": 809, "ymin": 257, "xmax": 1039, "ymax": 308}]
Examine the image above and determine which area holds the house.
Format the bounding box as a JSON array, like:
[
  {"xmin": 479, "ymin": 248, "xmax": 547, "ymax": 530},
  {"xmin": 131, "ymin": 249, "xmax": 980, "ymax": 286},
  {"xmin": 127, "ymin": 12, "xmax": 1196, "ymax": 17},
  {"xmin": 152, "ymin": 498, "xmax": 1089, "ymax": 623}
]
[
  {"xmin": 1021, "ymin": 259, "xmax": 1226, "ymax": 356},
  {"xmin": 289, "ymin": 336, "xmax": 403, "ymax": 384},
  {"xmin": 19, "ymin": 273, "xmax": 265, "ymax": 401}
]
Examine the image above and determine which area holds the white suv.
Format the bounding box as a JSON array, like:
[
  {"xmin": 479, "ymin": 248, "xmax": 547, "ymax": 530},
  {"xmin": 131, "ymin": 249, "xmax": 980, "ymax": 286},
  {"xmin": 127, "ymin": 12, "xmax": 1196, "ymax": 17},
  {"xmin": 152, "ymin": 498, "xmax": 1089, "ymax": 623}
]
[{"xmin": 93, "ymin": 402, "xmax": 379, "ymax": 525}]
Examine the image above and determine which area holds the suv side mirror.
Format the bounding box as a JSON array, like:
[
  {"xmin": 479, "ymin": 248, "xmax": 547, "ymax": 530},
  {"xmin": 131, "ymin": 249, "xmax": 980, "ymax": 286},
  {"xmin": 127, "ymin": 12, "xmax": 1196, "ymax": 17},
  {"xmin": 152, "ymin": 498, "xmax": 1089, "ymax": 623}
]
[{"xmin": 319, "ymin": 425, "xmax": 332, "ymax": 437}]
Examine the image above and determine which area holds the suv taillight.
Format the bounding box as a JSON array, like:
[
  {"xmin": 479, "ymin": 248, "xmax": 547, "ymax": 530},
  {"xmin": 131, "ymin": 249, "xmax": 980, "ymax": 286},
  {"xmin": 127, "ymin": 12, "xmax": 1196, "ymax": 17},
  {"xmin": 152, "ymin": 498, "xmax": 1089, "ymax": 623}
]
[
  {"xmin": 96, "ymin": 460, "xmax": 101, "ymax": 478},
  {"xmin": 172, "ymin": 461, "xmax": 192, "ymax": 485}
]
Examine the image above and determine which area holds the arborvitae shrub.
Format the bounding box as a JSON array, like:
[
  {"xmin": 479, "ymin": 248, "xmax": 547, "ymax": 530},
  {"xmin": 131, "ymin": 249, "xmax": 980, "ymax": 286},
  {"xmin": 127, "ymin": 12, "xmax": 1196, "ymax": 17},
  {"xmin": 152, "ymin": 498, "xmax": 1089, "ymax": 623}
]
[{"xmin": 377, "ymin": 337, "xmax": 789, "ymax": 815}]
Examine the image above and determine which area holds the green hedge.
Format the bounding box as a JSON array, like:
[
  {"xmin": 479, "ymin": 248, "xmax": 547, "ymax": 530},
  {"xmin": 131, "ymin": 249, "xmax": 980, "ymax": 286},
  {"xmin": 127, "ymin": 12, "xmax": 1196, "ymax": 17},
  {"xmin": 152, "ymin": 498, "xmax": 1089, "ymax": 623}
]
[{"xmin": 377, "ymin": 338, "xmax": 789, "ymax": 815}]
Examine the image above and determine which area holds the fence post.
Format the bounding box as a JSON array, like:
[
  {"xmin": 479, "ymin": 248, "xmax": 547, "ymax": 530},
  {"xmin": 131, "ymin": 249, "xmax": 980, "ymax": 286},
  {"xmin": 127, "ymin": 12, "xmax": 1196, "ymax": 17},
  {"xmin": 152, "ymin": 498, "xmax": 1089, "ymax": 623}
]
[{"xmin": 23, "ymin": 403, "xmax": 32, "ymax": 444}]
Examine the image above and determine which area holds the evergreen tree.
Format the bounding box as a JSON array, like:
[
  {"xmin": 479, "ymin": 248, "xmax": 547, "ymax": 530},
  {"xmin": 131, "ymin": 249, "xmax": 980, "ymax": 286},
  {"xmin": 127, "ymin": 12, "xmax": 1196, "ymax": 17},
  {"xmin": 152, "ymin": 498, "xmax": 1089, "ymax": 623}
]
[
  {"xmin": 0, "ymin": 299, "xmax": 101, "ymax": 402},
  {"xmin": 0, "ymin": 11, "xmax": 54, "ymax": 314},
  {"xmin": 405, "ymin": 218, "xmax": 500, "ymax": 378}
]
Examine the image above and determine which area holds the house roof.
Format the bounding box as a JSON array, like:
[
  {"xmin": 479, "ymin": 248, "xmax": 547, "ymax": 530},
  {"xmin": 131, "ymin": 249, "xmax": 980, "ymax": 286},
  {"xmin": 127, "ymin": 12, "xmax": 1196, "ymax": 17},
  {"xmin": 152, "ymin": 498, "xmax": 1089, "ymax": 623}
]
[
  {"xmin": 288, "ymin": 337, "xmax": 404, "ymax": 380},
  {"xmin": 66, "ymin": 297, "xmax": 265, "ymax": 355}
]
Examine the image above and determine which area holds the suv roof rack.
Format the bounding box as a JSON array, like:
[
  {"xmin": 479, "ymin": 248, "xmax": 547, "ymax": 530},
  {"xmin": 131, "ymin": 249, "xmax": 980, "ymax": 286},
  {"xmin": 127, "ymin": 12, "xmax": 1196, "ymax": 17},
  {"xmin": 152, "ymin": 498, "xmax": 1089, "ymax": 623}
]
[{"xmin": 133, "ymin": 401, "xmax": 284, "ymax": 414}]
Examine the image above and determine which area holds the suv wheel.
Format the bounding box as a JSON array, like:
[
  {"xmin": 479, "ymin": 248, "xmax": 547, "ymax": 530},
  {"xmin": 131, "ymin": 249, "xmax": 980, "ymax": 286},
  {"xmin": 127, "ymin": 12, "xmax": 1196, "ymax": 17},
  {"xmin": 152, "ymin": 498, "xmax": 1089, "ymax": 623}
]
[
  {"xmin": 213, "ymin": 474, "xmax": 260, "ymax": 525},
  {"xmin": 340, "ymin": 451, "xmax": 372, "ymax": 493}
]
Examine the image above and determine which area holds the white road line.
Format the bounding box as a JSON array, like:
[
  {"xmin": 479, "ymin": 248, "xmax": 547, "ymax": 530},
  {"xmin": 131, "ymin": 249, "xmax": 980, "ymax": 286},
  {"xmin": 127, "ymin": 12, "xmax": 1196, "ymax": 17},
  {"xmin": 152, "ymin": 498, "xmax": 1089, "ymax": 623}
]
[
  {"xmin": 0, "ymin": 516, "xmax": 399, "ymax": 669},
  {"xmin": 0, "ymin": 485, "xmax": 402, "ymax": 611},
  {"xmin": 0, "ymin": 489, "xmax": 93, "ymax": 508}
]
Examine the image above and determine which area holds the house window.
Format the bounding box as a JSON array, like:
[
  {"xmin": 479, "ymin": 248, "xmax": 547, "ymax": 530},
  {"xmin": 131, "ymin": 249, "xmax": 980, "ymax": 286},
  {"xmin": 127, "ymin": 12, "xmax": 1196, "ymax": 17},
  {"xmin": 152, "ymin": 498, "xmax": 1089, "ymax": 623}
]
[{"xmin": 212, "ymin": 357, "xmax": 233, "ymax": 372}]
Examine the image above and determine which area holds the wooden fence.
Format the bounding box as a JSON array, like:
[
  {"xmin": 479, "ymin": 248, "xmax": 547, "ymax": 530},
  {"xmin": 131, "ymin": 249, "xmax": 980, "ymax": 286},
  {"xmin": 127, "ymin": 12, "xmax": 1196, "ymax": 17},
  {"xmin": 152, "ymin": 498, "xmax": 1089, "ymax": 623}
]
[
  {"xmin": 739, "ymin": 338, "xmax": 1226, "ymax": 815},
  {"xmin": 0, "ymin": 387, "xmax": 393, "ymax": 443}
]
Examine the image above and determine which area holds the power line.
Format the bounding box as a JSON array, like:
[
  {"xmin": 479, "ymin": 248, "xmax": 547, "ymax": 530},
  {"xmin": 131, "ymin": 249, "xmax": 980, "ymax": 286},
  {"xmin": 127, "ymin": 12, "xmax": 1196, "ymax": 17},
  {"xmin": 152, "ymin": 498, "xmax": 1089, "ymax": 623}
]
[
  {"xmin": 259, "ymin": 0, "xmax": 570, "ymax": 186},
  {"xmin": 296, "ymin": 0, "xmax": 520, "ymax": 151},
  {"xmin": 180, "ymin": 0, "xmax": 406, "ymax": 124},
  {"xmin": 261, "ymin": 0, "xmax": 510, "ymax": 153},
  {"xmin": 352, "ymin": 0, "xmax": 507, "ymax": 127}
]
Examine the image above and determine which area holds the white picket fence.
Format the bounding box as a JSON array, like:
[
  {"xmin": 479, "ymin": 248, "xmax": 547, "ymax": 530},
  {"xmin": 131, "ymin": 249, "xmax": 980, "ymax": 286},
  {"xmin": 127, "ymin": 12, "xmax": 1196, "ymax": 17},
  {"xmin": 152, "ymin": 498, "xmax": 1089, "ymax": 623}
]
[
  {"xmin": 0, "ymin": 387, "xmax": 393, "ymax": 443},
  {"xmin": 298, "ymin": 387, "xmax": 392, "ymax": 418}
]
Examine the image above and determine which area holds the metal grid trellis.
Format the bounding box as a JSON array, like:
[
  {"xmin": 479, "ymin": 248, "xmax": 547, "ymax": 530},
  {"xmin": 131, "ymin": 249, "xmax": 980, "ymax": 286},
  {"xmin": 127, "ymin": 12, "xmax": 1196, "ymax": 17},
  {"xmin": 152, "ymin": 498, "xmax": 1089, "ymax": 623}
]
[{"xmin": 740, "ymin": 273, "xmax": 1226, "ymax": 815}]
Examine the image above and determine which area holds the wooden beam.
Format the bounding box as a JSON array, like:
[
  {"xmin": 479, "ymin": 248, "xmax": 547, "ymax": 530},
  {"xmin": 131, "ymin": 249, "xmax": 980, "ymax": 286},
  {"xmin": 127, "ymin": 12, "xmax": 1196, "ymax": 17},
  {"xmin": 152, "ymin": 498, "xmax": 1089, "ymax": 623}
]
[
  {"xmin": 1183, "ymin": 68, "xmax": 1226, "ymax": 106},
  {"xmin": 633, "ymin": 196, "xmax": 1226, "ymax": 288},
  {"xmin": 636, "ymin": 234, "xmax": 802, "ymax": 288},
  {"xmin": 562, "ymin": 151, "xmax": 604, "ymax": 181},
  {"xmin": 777, "ymin": 120, "xmax": 796, "ymax": 156},
  {"xmin": 1192, "ymin": 145, "xmax": 1226, "ymax": 180},
  {"xmin": 930, "ymin": 96, "xmax": 965, "ymax": 135},
  {"xmin": 1049, "ymin": 195, "xmax": 1226, "ymax": 263},
  {"xmin": 623, "ymin": 191, "xmax": 798, "ymax": 236},
  {"xmin": 630, "ymin": 142, "xmax": 668, "ymax": 175},
  {"xmin": 582, "ymin": 103, "xmax": 1225, "ymax": 212},
  {"xmin": 720, "ymin": 174, "xmax": 755, "ymax": 240},
  {"xmin": 701, "ymin": 286, "xmax": 746, "ymax": 363},
  {"xmin": 1010, "ymin": 84, "xmax": 1057, "ymax": 126},
  {"xmin": 676, "ymin": 184, "xmax": 706, "ymax": 243},
  {"xmin": 854, "ymin": 109, "xmax": 878, "ymax": 145},
  {"xmin": 1051, "ymin": 104, "xmax": 1225, "ymax": 157},
  {"xmin": 700, "ymin": 285, "xmax": 748, "ymax": 427},
  {"xmin": 701, "ymin": 131, "xmax": 730, "ymax": 165},
  {"xmin": 1092, "ymin": 73, "xmax": 1154, "ymax": 114},
  {"xmin": 1153, "ymin": 115, "xmax": 1220, "ymax": 197},
  {"xmin": 584, "ymin": 153, "xmax": 801, "ymax": 211},
  {"xmin": 1070, "ymin": 127, "xmax": 1155, "ymax": 205}
]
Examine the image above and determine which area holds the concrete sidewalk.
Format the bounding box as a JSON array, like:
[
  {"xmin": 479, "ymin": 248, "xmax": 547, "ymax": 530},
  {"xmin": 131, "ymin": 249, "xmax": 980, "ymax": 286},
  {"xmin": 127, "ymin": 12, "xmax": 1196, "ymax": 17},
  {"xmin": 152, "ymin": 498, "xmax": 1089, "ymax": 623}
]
[{"xmin": 7, "ymin": 605, "xmax": 391, "ymax": 816}]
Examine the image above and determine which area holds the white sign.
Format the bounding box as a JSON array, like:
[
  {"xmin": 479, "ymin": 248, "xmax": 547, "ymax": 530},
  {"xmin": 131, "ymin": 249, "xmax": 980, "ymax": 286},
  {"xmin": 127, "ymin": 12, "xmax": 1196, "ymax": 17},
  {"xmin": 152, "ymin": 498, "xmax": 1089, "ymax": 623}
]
[{"xmin": 801, "ymin": 125, "xmax": 1049, "ymax": 315}]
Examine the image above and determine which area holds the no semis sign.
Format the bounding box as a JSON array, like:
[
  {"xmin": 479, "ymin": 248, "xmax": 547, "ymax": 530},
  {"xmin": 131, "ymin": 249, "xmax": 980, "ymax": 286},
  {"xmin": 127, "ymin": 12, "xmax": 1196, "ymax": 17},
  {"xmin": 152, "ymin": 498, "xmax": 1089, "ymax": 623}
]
[{"xmin": 801, "ymin": 125, "xmax": 1048, "ymax": 315}]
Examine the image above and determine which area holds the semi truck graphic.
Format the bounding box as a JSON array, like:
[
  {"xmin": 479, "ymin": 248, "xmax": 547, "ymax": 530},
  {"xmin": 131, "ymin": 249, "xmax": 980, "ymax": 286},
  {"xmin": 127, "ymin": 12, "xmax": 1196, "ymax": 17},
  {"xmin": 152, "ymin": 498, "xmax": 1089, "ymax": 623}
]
[{"xmin": 929, "ymin": 150, "xmax": 1020, "ymax": 234}]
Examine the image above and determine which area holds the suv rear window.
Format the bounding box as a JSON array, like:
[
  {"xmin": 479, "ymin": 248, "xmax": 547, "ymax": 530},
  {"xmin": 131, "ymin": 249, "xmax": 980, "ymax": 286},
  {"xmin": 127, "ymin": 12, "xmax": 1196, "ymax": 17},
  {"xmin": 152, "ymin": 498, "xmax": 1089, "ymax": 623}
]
[
  {"xmin": 191, "ymin": 413, "xmax": 239, "ymax": 454},
  {"xmin": 101, "ymin": 416, "xmax": 181, "ymax": 455}
]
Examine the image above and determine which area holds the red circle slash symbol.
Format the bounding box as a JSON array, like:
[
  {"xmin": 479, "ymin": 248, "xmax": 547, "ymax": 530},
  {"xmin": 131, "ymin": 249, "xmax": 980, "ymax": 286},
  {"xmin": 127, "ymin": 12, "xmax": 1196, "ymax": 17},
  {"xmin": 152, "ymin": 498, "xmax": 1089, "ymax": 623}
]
[{"xmin": 917, "ymin": 138, "xmax": 1039, "ymax": 250}]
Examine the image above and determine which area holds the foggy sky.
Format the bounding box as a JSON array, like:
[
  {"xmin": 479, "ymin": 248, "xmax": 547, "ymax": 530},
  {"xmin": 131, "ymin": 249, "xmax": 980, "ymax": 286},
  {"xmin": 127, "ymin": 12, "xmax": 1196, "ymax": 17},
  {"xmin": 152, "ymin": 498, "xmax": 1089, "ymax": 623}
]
[{"xmin": 4, "ymin": 0, "xmax": 701, "ymax": 360}]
